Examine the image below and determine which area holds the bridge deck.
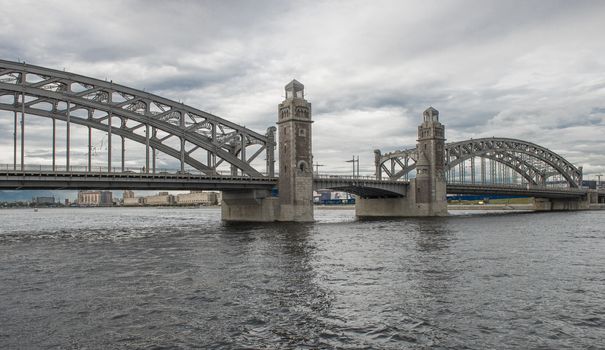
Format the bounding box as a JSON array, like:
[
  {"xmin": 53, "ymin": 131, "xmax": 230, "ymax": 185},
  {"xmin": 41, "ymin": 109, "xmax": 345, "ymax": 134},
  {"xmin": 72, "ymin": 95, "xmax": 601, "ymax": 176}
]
[
  {"xmin": 0, "ymin": 170, "xmax": 277, "ymax": 191},
  {"xmin": 0, "ymin": 170, "xmax": 591, "ymax": 199},
  {"xmin": 447, "ymin": 183, "xmax": 588, "ymax": 199}
]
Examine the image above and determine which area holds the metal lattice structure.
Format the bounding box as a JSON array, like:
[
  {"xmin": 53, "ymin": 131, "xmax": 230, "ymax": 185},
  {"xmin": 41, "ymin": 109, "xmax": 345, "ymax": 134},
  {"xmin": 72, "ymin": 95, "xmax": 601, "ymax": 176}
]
[
  {"xmin": 376, "ymin": 137, "xmax": 583, "ymax": 188},
  {"xmin": 0, "ymin": 59, "xmax": 276, "ymax": 177}
]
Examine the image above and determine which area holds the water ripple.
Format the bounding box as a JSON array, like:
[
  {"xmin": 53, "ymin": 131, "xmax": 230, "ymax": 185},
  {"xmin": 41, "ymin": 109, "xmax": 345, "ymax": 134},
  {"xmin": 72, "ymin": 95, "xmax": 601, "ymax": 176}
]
[{"xmin": 0, "ymin": 207, "xmax": 604, "ymax": 349}]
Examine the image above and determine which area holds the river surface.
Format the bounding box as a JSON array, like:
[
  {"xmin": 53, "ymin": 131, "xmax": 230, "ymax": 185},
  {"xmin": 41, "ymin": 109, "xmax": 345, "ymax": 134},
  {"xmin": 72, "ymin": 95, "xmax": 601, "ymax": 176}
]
[{"xmin": 0, "ymin": 207, "xmax": 603, "ymax": 349}]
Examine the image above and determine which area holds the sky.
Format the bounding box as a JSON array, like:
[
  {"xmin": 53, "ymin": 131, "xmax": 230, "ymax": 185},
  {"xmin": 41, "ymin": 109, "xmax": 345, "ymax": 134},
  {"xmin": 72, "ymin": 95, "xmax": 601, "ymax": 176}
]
[{"xmin": 1, "ymin": 0, "xmax": 605, "ymax": 180}]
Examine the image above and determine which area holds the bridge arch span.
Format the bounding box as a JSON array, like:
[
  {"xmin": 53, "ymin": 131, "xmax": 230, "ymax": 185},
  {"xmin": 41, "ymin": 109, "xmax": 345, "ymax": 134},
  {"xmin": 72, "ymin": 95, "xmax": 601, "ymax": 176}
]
[
  {"xmin": 377, "ymin": 137, "xmax": 582, "ymax": 188},
  {"xmin": 0, "ymin": 59, "xmax": 275, "ymax": 176}
]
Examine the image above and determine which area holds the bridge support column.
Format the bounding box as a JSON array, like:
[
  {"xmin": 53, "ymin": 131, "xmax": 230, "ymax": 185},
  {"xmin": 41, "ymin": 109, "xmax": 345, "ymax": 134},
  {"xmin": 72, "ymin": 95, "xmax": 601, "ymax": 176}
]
[{"xmin": 221, "ymin": 190, "xmax": 278, "ymax": 222}]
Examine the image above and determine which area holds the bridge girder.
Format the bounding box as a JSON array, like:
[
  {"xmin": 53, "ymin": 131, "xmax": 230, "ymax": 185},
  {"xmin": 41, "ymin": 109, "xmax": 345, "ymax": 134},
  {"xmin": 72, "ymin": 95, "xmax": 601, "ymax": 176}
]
[
  {"xmin": 377, "ymin": 137, "xmax": 582, "ymax": 188},
  {"xmin": 447, "ymin": 150, "xmax": 546, "ymax": 185},
  {"xmin": 0, "ymin": 59, "xmax": 275, "ymax": 177}
]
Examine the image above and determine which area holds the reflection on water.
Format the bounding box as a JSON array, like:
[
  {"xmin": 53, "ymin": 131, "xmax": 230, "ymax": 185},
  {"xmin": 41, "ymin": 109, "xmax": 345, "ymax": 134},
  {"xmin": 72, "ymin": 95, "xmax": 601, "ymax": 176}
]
[{"xmin": 0, "ymin": 207, "xmax": 604, "ymax": 349}]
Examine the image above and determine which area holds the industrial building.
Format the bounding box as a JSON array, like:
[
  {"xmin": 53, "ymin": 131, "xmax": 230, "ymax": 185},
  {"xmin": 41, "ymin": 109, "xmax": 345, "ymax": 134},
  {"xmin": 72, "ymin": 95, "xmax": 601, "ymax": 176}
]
[
  {"xmin": 176, "ymin": 191, "xmax": 218, "ymax": 205},
  {"xmin": 143, "ymin": 192, "xmax": 176, "ymax": 206},
  {"xmin": 77, "ymin": 191, "xmax": 113, "ymax": 206}
]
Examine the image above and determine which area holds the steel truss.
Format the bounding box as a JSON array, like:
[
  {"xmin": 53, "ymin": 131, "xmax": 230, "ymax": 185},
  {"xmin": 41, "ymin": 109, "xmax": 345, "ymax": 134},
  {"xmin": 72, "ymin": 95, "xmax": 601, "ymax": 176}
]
[
  {"xmin": 376, "ymin": 138, "xmax": 583, "ymax": 188},
  {"xmin": 0, "ymin": 59, "xmax": 276, "ymax": 177}
]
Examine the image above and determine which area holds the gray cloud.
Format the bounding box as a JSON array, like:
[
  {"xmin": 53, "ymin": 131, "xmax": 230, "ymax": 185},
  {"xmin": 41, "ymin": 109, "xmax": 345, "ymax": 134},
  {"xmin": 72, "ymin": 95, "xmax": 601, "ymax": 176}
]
[{"xmin": 1, "ymin": 0, "xmax": 604, "ymax": 178}]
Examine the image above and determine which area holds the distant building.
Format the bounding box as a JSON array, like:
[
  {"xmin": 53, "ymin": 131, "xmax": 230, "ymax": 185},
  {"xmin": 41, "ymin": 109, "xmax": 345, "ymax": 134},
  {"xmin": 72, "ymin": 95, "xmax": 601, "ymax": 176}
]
[
  {"xmin": 33, "ymin": 196, "xmax": 55, "ymax": 205},
  {"xmin": 122, "ymin": 190, "xmax": 141, "ymax": 206},
  {"xmin": 144, "ymin": 192, "xmax": 176, "ymax": 206},
  {"xmin": 77, "ymin": 191, "xmax": 113, "ymax": 206},
  {"xmin": 176, "ymin": 191, "xmax": 218, "ymax": 205},
  {"xmin": 123, "ymin": 197, "xmax": 144, "ymax": 206}
]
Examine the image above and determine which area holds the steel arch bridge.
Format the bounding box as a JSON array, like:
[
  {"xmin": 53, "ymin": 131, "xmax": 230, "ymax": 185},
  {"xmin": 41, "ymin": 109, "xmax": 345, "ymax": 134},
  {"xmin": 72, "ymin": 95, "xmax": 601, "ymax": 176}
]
[
  {"xmin": 375, "ymin": 137, "xmax": 583, "ymax": 188},
  {"xmin": 0, "ymin": 59, "xmax": 275, "ymax": 177}
]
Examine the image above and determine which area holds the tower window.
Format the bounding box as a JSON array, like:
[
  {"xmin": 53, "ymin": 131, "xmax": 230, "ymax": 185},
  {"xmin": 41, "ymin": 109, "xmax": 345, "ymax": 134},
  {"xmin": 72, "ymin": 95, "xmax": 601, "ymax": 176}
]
[
  {"xmin": 283, "ymin": 109, "xmax": 290, "ymax": 118},
  {"xmin": 298, "ymin": 128, "xmax": 306, "ymax": 137}
]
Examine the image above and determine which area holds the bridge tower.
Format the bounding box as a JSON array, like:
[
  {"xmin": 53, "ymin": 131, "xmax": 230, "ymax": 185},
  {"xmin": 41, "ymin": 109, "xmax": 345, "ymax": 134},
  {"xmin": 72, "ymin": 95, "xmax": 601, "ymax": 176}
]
[
  {"xmin": 277, "ymin": 80, "xmax": 314, "ymax": 221},
  {"xmin": 356, "ymin": 107, "xmax": 448, "ymax": 217},
  {"xmin": 221, "ymin": 79, "xmax": 314, "ymax": 222},
  {"xmin": 414, "ymin": 107, "xmax": 448, "ymax": 215}
]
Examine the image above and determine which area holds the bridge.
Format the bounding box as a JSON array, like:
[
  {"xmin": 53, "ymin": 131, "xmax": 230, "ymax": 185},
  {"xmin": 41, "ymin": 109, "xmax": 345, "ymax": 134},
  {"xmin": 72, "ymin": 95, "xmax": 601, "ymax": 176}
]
[{"xmin": 1, "ymin": 59, "xmax": 603, "ymax": 220}]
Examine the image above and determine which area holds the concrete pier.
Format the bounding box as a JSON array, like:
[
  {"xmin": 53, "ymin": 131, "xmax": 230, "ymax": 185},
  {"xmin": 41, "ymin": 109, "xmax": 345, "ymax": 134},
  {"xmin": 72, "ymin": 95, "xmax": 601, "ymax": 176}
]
[
  {"xmin": 221, "ymin": 190, "xmax": 278, "ymax": 222},
  {"xmin": 533, "ymin": 190, "xmax": 599, "ymax": 211}
]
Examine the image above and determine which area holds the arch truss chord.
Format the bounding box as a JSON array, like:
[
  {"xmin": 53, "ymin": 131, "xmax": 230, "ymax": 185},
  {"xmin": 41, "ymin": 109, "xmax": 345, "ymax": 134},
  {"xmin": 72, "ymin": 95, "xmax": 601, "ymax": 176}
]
[
  {"xmin": 376, "ymin": 137, "xmax": 583, "ymax": 188},
  {"xmin": 0, "ymin": 59, "xmax": 276, "ymax": 177}
]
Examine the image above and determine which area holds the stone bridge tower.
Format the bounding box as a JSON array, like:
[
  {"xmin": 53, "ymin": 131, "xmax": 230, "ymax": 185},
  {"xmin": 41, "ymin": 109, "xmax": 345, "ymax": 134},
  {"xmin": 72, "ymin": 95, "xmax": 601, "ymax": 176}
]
[
  {"xmin": 414, "ymin": 107, "xmax": 448, "ymax": 215},
  {"xmin": 277, "ymin": 80, "xmax": 314, "ymax": 221},
  {"xmin": 356, "ymin": 107, "xmax": 448, "ymax": 217}
]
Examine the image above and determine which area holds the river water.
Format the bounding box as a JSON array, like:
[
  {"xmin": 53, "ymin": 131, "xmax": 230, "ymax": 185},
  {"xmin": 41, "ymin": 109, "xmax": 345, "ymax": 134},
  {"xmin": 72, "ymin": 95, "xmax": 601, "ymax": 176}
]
[{"xmin": 0, "ymin": 207, "xmax": 603, "ymax": 349}]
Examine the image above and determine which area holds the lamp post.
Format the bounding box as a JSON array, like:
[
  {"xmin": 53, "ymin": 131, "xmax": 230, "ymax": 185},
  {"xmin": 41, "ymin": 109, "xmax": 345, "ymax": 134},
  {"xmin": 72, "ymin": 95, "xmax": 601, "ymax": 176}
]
[
  {"xmin": 346, "ymin": 156, "xmax": 359, "ymax": 178},
  {"xmin": 313, "ymin": 162, "xmax": 324, "ymax": 176}
]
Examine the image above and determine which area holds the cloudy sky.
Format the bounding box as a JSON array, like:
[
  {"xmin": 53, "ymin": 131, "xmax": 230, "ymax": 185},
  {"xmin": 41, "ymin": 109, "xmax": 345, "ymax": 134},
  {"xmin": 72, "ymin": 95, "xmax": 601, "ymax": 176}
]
[{"xmin": 1, "ymin": 0, "xmax": 605, "ymax": 178}]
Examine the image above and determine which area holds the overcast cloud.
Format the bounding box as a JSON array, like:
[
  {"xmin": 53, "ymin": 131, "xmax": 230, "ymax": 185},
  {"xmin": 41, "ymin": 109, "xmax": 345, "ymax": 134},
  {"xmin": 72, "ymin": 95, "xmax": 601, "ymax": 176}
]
[{"xmin": 1, "ymin": 0, "xmax": 604, "ymax": 177}]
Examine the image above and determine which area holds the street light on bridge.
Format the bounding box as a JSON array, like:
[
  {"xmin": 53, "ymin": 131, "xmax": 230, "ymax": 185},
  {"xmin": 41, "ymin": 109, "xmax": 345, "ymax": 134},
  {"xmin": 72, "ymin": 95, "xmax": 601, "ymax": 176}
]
[
  {"xmin": 313, "ymin": 162, "xmax": 324, "ymax": 176},
  {"xmin": 346, "ymin": 156, "xmax": 359, "ymax": 178}
]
